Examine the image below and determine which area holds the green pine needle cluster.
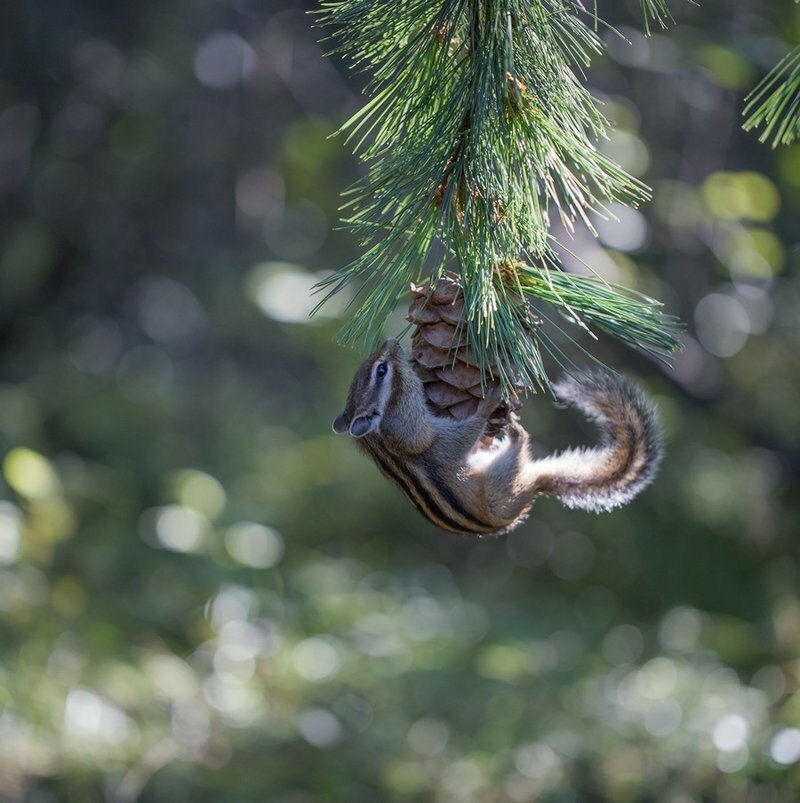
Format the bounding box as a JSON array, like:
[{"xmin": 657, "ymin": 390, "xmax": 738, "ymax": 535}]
[
  {"xmin": 316, "ymin": 0, "xmax": 682, "ymax": 392},
  {"xmin": 743, "ymin": 44, "xmax": 800, "ymax": 148},
  {"xmin": 639, "ymin": 0, "xmax": 674, "ymax": 35}
]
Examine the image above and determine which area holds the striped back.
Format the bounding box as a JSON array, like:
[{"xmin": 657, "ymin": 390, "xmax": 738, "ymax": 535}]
[{"xmin": 360, "ymin": 438, "xmax": 498, "ymax": 536}]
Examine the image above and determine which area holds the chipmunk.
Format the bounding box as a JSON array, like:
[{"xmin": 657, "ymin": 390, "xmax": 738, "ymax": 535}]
[{"xmin": 333, "ymin": 339, "xmax": 663, "ymax": 536}]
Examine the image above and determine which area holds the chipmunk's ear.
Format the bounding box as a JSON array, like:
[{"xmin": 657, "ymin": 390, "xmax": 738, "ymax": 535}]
[
  {"xmin": 332, "ymin": 413, "xmax": 349, "ymax": 434},
  {"xmin": 349, "ymin": 414, "xmax": 377, "ymax": 438}
]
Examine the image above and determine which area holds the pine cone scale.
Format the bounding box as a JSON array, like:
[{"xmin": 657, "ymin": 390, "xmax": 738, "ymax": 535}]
[
  {"xmin": 435, "ymin": 363, "xmax": 482, "ymax": 390},
  {"xmin": 407, "ymin": 272, "xmax": 526, "ymax": 430}
]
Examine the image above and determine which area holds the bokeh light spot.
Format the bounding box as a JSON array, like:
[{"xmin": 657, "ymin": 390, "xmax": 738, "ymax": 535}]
[
  {"xmin": 407, "ymin": 718, "xmax": 449, "ymax": 756},
  {"xmin": 637, "ymin": 658, "xmax": 677, "ymax": 700},
  {"xmin": 770, "ymin": 728, "xmax": 800, "ymax": 765},
  {"xmin": 236, "ymin": 168, "xmax": 284, "ymax": 218},
  {"xmin": 172, "ymin": 469, "xmax": 226, "ymax": 519},
  {"xmin": 134, "ymin": 276, "xmax": 207, "ymax": 345},
  {"xmin": 297, "ymin": 708, "xmax": 343, "ymax": 749},
  {"xmin": 143, "ymin": 505, "xmax": 208, "ymax": 553},
  {"xmin": 64, "ymin": 688, "xmax": 133, "ymax": 745},
  {"xmin": 713, "ymin": 714, "xmax": 748, "ymax": 752},
  {"xmin": 194, "ymin": 32, "xmax": 256, "ymax": 89},
  {"xmin": 262, "ymin": 201, "xmax": 328, "ymax": 260},
  {"xmin": 225, "ymin": 522, "xmax": 284, "ymax": 569},
  {"xmin": 595, "ymin": 204, "xmax": 649, "ymax": 252},
  {"xmin": 600, "ymin": 130, "xmax": 650, "ymax": 176},
  {"xmin": 659, "ymin": 607, "xmax": 702, "ymax": 651},
  {"xmin": 3, "ymin": 448, "xmax": 61, "ymax": 501},
  {"xmin": 69, "ymin": 315, "xmax": 123, "ymax": 374},
  {"xmin": 116, "ymin": 346, "xmax": 174, "ymax": 403},
  {"xmin": 293, "ymin": 637, "xmax": 342, "ymax": 682},
  {"xmin": 603, "ymin": 624, "xmax": 644, "ymax": 666},
  {"xmin": 515, "ymin": 742, "xmax": 561, "ymax": 780},
  {"xmin": 643, "ymin": 699, "xmax": 682, "ymax": 737},
  {"xmin": 694, "ymin": 293, "xmax": 750, "ymax": 358},
  {"xmin": 0, "ymin": 502, "xmax": 23, "ymax": 564},
  {"xmin": 246, "ymin": 262, "xmax": 348, "ymax": 324}
]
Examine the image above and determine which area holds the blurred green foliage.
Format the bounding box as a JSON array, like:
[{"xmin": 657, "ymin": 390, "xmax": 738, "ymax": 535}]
[{"xmin": 0, "ymin": 1, "xmax": 799, "ymax": 802}]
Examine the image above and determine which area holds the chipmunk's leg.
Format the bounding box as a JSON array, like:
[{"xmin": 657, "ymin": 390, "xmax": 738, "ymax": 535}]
[
  {"xmin": 479, "ymin": 421, "xmax": 534, "ymax": 520},
  {"xmin": 425, "ymin": 387, "xmax": 501, "ymax": 458}
]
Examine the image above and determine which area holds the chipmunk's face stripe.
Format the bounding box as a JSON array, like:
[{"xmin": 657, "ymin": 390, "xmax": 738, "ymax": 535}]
[{"xmin": 333, "ymin": 349, "xmax": 398, "ymax": 438}]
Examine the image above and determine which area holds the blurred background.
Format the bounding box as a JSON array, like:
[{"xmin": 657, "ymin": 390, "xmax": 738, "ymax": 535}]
[{"xmin": 1, "ymin": 0, "xmax": 799, "ymax": 801}]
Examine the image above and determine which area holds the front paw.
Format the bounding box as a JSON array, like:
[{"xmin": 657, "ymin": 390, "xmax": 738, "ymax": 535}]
[{"xmin": 476, "ymin": 387, "xmax": 504, "ymax": 419}]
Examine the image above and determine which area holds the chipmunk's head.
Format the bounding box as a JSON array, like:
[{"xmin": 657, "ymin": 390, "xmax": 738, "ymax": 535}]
[{"xmin": 332, "ymin": 338, "xmax": 413, "ymax": 438}]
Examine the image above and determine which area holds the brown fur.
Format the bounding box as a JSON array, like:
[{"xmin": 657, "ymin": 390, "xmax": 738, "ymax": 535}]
[{"xmin": 333, "ymin": 341, "xmax": 663, "ymax": 535}]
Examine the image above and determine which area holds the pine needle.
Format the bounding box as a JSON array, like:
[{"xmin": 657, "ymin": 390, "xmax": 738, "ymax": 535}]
[
  {"xmin": 639, "ymin": 0, "xmax": 673, "ymax": 35},
  {"xmin": 315, "ymin": 0, "xmax": 683, "ymax": 392},
  {"xmin": 743, "ymin": 44, "xmax": 800, "ymax": 148}
]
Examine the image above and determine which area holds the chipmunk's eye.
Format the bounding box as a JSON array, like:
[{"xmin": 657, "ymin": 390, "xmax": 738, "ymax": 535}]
[{"xmin": 376, "ymin": 361, "xmax": 388, "ymax": 378}]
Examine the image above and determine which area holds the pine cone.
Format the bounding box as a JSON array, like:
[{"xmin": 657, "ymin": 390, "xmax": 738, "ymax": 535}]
[{"xmin": 407, "ymin": 272, "xmax": 531, "ymax": 435}]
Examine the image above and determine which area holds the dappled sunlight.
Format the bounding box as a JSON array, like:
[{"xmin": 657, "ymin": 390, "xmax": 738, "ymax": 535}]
[{"xmin": 0, "ymin": 0, "xmax": 798, "ymax": 800}]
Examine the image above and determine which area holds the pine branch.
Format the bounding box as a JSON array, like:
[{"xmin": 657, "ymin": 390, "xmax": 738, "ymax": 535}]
[
  {"xmin": 514, "ymin": 260, "xmax": 683, "ymax": 361},
  {"xmin": 315, "ymin": 0, "xmax": 682, "ymax": 392},
  {"xmin": 743, "ymin": 42, "xmax": 800, "ymax": 148}
]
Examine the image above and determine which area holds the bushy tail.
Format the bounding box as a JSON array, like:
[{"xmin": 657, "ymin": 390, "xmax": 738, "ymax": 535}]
[{"xmin": 528, "ymin": 371, "xmax": 663, "ymax": 512}]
